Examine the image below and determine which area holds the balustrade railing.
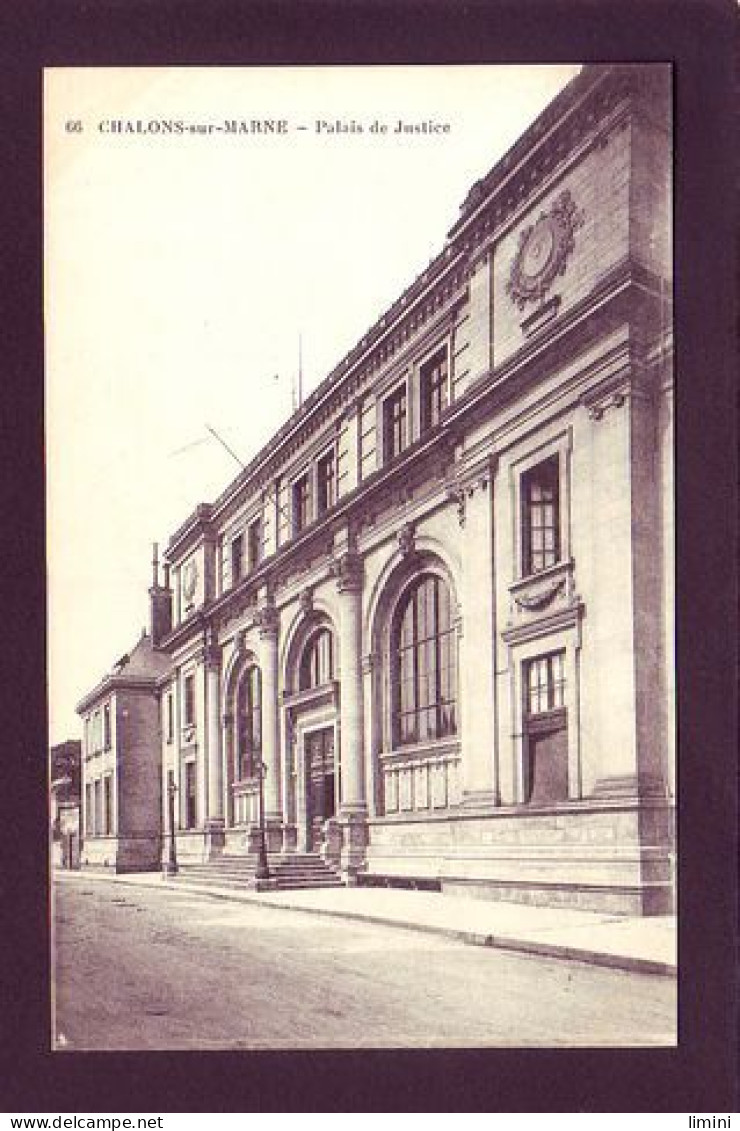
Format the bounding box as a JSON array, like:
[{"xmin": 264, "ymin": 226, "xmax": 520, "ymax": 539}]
[{"xmin": 380, "ymin": 742, "xmax": 461, "ymax": 815}]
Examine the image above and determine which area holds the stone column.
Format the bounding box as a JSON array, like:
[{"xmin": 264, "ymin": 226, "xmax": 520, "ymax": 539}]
[
  {"xmin": 203, "ymin": 633, "xmax": 225, "ymax": 859},
  {"xmin": 333, "ymin": 551, "xmax": 367, "ymax": 879},
  {"xmin": 256, "ymin": 602, "xmax": 283, "ymax": 851}
]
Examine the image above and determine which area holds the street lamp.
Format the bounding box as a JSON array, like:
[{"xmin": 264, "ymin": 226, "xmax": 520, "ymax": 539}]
[
  {"xmin": 164, "ymin": 776, "xmax": 178, "ymax": 877},
  {"xmin": 255, "ymin": 759, "xmax": 270, "ymax": 880}
]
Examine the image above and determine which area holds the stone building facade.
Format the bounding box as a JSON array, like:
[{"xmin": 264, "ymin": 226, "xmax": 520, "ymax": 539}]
[
  {"xmin": 77, "ymin": 64, "xmax": 674, "ymax": 913},
  {"xmin": 77, "ymin": 632, "xmax": 171, "ymax": 872}
]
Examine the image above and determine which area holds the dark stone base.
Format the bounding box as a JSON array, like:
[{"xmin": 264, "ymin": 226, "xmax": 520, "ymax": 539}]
[
  {"xmin": 203, "ymin": 819, "xmax": 225, "ymax": 860},
  {"xmin": 338, "ymin": 812, "xmax": 368, "ymax": 879}
]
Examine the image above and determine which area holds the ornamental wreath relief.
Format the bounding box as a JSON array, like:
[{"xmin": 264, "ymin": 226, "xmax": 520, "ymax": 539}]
[{"xmin": 506, "ymin": 189, "xmax": 585, "ymax": 311}]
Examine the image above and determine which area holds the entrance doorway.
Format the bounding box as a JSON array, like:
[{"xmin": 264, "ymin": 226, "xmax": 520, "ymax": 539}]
[{"xmin": 305, "ymin": 728, "xmax": 335, "ymax": 850}]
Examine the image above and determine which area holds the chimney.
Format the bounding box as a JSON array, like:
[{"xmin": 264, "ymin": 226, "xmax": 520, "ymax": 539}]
[{"xmin": 149, "ymin": 542, "xmax": 173, "ymax": 647}]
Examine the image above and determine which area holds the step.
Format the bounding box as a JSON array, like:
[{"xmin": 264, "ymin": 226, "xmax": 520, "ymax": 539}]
[{"xmin": 173, "ymin": 854, "xmax": 343, "ymax": 893}]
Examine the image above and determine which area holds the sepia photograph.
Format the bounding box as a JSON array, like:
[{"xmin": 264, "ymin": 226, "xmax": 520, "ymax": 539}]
[{"xmin": 45, "ymin": 62, "xmax": 676, "ymax": 1052}]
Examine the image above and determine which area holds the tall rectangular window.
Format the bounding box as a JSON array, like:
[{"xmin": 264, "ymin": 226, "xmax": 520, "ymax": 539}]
[
  {"xmin": 231, "ymin": 534, "xmax": 243, "ymax": 585},
  {"xmin": 383, "ymin": 384, "xmax": 407, "ymax": 462},
  {"xmin": 103, "ymin": 775, "xmax": 113, "ymax": 835},
  {"xmin": 103, "ymin": 704, "xmax": 111, "ymax": 749},
  {"xmin": 183, "ymin": 674, "xmax": 195, "ymax": 727},
  {"xmin": 292, "ymin": 473, "xmax": 311, "ymax": 535},
  {"xmin": 166, "ymin": 693, "xmax": 174, "ymax": 743},
  {"xmin": 184, "ymin": 762, "xmax": 197, "ymax": 829},
  {"xmin": 85, "ymin": 783, "xmax": 93, "ymax": 834},
  {"xmin": 421, "ymin": 349, "xmax": 449, "ymax": 432},
  {"xmin": 317, "ymin": 449, "xmax": 336, "ymax": 515},
  {"xmin": 522, "ymin": 455, "xmax": 560, "ymax": 575},
  {"xmin": 94, "ymin": 779, "xmax": 103, "ymax": 835},
  {"xmin": 248, "ymin": 516, "xmax": 262, "ymax": 570}
]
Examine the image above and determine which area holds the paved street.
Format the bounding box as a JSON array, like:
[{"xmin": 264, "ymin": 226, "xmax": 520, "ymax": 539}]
[{"xmin": 53, "ymin": 878, "xmax": 676, "ymax": 1049}]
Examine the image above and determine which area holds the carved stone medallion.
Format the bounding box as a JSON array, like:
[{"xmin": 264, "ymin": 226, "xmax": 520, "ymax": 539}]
[{"xmin": 507, "ymin": 189, "xmax": 584, "ymax": 311}]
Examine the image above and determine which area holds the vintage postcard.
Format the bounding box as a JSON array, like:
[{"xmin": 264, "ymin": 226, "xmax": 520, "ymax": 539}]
[{"xmin": 45, "ymin": 63, "xmax": 676, "ymax": 1051}]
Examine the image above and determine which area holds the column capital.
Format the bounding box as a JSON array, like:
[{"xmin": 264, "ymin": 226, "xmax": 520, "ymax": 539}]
[
  {"xmin": 255, "ymin": 603, "xmax": 279, "ymax": 640},
  {"xmin": 332, "ymin": 551, "xmax": 363, "ymax": 594},
  {"xmin": 203, "ymin": 623, "xmax": 221, "ymax": 669}
]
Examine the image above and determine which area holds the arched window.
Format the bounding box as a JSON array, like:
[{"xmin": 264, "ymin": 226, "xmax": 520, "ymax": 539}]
[
  {"xmin": 299, "ymin": 628, "xmax": 334, "ymax": 691},
  {"xmin": 236, "ymin": 666, "xmax": 261, "ymax": 779},
  {"xmin": 393, "ymin": 574, "xmax": 457, "ymax": 746}
]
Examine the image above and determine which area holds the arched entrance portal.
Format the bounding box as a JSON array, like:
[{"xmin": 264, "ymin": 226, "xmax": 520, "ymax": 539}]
[{"xmin": 284, "ymin": 621, "xmax": 340, "ymax": 853}]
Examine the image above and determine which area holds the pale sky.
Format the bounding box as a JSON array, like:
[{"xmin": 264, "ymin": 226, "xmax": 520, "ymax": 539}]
[{"xmin": 45, "ymin": 64, "xmax": 581, "ymax": 744}]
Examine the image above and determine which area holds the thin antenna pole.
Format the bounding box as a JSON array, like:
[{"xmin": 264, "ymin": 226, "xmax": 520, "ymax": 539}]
[
  {"xmin": 205, "ymin": 424, "xmax": 246, "ymax": 469},
  {"xmin": 298, "ymin": 332, "xmax": 303, "ymax": 408}
]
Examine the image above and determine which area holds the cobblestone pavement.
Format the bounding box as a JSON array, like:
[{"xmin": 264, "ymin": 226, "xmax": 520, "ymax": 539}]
[{"xmin": 53, "ymin": 879, "xmax": 676, "ymax": 1050}]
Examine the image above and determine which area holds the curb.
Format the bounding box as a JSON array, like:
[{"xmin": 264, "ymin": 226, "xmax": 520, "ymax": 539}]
[{"xmin": 54, "ymin": 871, "xmax": 676, "ymax": 978}]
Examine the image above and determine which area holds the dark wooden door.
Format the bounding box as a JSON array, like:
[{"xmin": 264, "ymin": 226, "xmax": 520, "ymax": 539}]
[
  {"xmin": 527, "ymin": 720, "xmax": 568, "ymax": 805},
  {"xmin": 305, "ymin": 728, "xmax": 335, "ymax": 849}
]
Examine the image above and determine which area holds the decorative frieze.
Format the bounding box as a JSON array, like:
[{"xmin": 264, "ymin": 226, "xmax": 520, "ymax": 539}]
[
  {"xmin": 513, "ymin": 576, "xmax": 567, "ymax": 612},
  {"xmin": 507, "ymin": 559, "xmax": 580, "ymax": 634}
]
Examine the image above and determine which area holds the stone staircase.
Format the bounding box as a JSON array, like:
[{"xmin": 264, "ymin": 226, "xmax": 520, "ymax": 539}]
[{"xmin": 174, "ymin": 851, "xmax": 344, "ymax": 892}]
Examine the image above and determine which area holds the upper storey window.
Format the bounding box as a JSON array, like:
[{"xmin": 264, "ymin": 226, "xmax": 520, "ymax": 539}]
[
  {"xmin": 231, "ymin": 533, "xmax": 244, "ymax": 585},
  {"xmin": 183, "ymin": 673, "xmax": 195, "ymax": 728},
  {"xmin": 292, "ymin": 472, "xmax": 311, "ymax": 536},
  {"xmin": 420, "ymin": 348, "xmax": 449, "ymax": 433},
  {"xmin": 299, "ymin": 628, "xmax": 334, "ymax": 691},
  {"xmin": 248, "ymin": 516, "xmax": 262, "ymax": 571},
  {"xmin": 383, "ymin": 384, "xmax": 408, "ymax": 463},
  {"xmin": 521, "ymin": 455, "xmax": 560, "ymax": 575},
  {"xmin": 166, "ymin": 693, "xmax": 174, "ymax": 743},
  {"xmin": 317, "ymin": 449, "xmax": 336, "ymax": 516}
]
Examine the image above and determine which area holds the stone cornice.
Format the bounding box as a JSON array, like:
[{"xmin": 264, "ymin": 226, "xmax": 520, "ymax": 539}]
[
  {"xmin": 166, "ymin": 503, "xmax": 214, "ymax": 561},
  {"xmin": 449, "ymin": 66, "xmax": 637, "ymax": 244},
  {"xmin": 76, "ymin": 674, "xmax": 159, "ymax": 716},
  {"xmin": 207, "ymin": 255, "xmax": 469, "ymax": 522}
]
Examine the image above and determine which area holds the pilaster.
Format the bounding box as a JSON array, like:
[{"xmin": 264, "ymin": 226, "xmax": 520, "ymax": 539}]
[
  {"xmin": 203, "ymin": 627, "xmax": 224, "ymax": 856},
  {"xmin": 255, "ymin": 600, "xmax": 283, "ymax": 843},
  {"xmin": 332, "ymin": 549, "xmax": 368, "ymax": 877},
  {"xmin": 448, "ymin": 454, "xmax": 500, "ymax": 807}
]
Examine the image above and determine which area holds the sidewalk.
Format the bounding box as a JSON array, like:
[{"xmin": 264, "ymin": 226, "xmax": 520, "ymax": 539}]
[{"xmin": 54, "ymin": 869, "xmax": 677, "ymax": 977}]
